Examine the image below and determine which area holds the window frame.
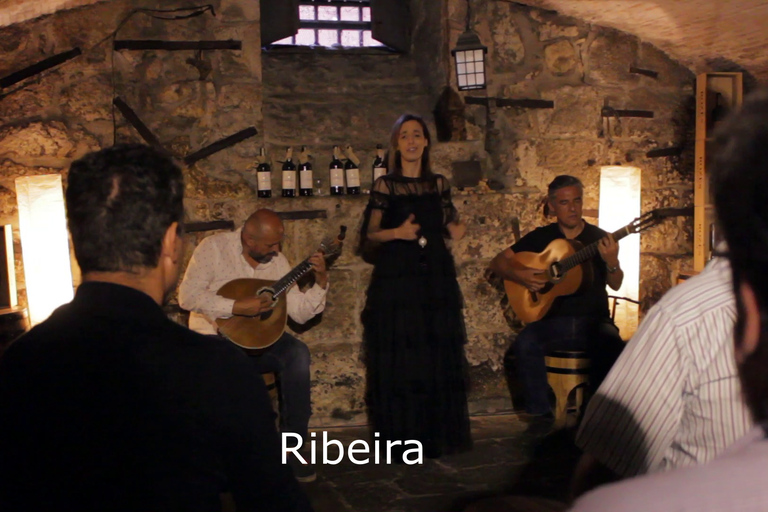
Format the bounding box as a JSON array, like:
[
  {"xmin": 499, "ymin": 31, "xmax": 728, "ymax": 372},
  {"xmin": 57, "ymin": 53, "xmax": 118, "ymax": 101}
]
[
  {"xmin": 261, "ymin": 0, "xmax": 410, "ymax": 53},
  {"xmin": 275, "ymin": 1, "xmax": 381, "ymax": 49}
]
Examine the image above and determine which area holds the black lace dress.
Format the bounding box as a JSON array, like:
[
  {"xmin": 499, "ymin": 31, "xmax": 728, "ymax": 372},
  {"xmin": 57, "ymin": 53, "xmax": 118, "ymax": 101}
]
[{"xmin": 361, "ymin": 173, "xmax": 472, "ymax": 458}]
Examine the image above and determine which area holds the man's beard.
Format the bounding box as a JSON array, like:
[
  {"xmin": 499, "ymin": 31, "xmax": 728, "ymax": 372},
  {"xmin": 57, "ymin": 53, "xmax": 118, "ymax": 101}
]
[{"xmin": 250, "ymin": 250, "xmax": 276, "ymax": 263}]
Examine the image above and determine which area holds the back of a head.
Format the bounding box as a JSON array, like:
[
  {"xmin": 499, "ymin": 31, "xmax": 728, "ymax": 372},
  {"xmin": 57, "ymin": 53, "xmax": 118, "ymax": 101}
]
[
  {"xmin": 709, "ymin": 86, "xmax": 768, "ymax": 421},
  {"xmin": 710, "ymin": 88, "xmax": 768, "ymax": 296},
  {"xmin": 66, "ymin": 144, "xmax": 184, "ymax": 274},
  {"xmin": 244, "ymin": 208, "xmax": 282, "ymax": 238}
]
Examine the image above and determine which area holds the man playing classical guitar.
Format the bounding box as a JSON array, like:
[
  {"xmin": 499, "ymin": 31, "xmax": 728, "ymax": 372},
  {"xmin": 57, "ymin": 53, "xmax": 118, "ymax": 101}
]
[
  {"xmin": 490, "ymin": 175, "xmax": 625, "ymax": 417},
  {"xmin": 179, "ymin": 208, "xmax": 328, "ymax": 482}
]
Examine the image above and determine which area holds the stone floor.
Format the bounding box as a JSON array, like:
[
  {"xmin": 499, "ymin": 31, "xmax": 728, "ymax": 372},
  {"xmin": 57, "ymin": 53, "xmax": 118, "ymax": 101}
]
[{"xmin": 301, "ymin": 413, "xmax": 581, "ymax": 512}]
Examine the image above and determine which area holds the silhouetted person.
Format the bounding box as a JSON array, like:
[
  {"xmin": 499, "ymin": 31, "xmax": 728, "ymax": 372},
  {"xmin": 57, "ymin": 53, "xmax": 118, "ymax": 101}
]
[
  {"xmin": 0, "ymin": 144, "xmax": 312, "ymax": 512},
  {"xmin": 571, "ymin": 87, "xmax": 768, "ymax": 511}
]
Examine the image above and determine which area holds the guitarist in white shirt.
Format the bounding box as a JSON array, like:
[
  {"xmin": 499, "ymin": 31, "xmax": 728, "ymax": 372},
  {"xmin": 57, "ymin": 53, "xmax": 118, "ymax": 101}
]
[
  {"xmin": 179, "ymin": 208, "xmax": 328, "ymax": 482},
  {"xmin": 489, "ymin": 175, "xmax": 625, "ymax": 417}
]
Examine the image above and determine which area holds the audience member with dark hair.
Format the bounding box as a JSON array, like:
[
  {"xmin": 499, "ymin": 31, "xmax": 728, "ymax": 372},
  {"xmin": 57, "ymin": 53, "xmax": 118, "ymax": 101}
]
[
  {"xmin": 0, "ymin": 144, "xmax": 312, "ymax": 512},
  {"xmin": 490, "ymin": 175, "xmax": 625, "ymax": 417},
  {"xmin": 570, "ymin": 87, "xmax": 768, "ymax": 511}
]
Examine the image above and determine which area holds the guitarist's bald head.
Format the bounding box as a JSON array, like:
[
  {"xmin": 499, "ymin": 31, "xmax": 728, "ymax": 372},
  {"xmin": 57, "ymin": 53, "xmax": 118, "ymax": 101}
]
[
  {"xmin": 245, "ymin": 209, "xmax": 284, "ymax": 239},
  {"xmin": 241, "ymin": 209, "xmax": 284, "ymax": 265}
]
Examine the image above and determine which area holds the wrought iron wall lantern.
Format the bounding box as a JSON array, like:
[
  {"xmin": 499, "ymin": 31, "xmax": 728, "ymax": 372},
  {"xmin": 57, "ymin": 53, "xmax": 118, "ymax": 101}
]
[{"xmin": 451, "ymin": 0, "xmax": 487, "ymax": 91}]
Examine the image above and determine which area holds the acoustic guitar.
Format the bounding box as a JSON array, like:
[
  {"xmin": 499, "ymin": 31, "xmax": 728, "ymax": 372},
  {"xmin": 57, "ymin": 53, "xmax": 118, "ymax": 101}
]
[
  {"xmin": 215, "ymin": 226, "xmax": 346, "ymax": 351},
  {"xmin": 504, "ymin": 208, "xmax": 687, "ymax": 324}
]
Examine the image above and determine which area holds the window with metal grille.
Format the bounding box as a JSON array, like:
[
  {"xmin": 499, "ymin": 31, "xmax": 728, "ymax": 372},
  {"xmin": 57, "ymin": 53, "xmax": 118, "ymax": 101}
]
[{"xmin": 273, "ymin": 0, "xmax": 384, "ymax": 48}]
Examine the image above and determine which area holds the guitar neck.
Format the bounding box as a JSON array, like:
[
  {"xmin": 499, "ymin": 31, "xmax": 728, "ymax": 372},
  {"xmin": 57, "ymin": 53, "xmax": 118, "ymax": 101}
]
[
  {"xmin": 269, "ymin": 228, "xmax": 344, "ymax": 298},
  {"xmin": 271, "ymin": 259, "xmax": 313, "ymax": 299},
  {"xmin": 558, "ymin": 225, "xmax": 632, "ymax": 272}
]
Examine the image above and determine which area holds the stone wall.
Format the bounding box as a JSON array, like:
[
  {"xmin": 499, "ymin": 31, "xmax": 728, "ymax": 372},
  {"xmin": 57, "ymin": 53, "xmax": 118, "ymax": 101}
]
[{"xmin": 0, "ymin": 0, "xmax": 696, "ymax": 425}]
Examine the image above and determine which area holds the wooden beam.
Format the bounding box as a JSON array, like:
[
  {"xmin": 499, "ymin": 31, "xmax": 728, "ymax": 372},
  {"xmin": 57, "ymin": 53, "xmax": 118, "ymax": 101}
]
[
  {"xmin": 183, "ymin": 220, "xmax": 235, "ymax": 233},
  {"xmin": 629, "ymin": 66, "xmax": 659, "ymax": 79},
  {"xmin": 497, "ymin": 98, "xmax": 554, "ymax": 109},
  {"xmin": 277, "ymin": 210, "xmax": 328, "ymax": 220},
  {"xmin": 601, "ymin": 107, "xmax": 654, "ymax": 118},
  {"xmin": 303, "ymin": 0, "xmax": 368, "ymax": 6},
  {"xmin": 464, "ymin": 96, "xmax": 488, "ymax": 106},
  {"xmin": 646, "ymin": 146, "xmax": 683, "ymax": 158},
  {"xmin": 186, "ymin": 212, "xmax": 330, "ymax": 231},
  {"xmin": 114, "ymin": 40, "xmax": 242, "ymax": 51},
  {"xmin": 0, "ymin": 48, "xmax": 81, "ymax": 89},
  {"xmin": 465, "ymin": 97, "xmax": 554, "ymax": 109},
  {"xmin": 301, "ymin": 21, "xmax": 371, "ymax": 30},
  {"xmin": 112, "ymin": 97, "xmax": 165, "ymax": 152},
  {"xmin": 183, "ymin": 127, "xmax": 258, "ymax": 166},
  {"xmin": 654, "ymin": 206, "xmax": 694, "ymax": 218}
]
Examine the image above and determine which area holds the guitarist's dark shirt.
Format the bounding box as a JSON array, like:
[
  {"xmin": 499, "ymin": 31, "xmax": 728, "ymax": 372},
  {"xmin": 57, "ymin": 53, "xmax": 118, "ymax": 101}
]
[
  {"xmin": 0, "ymin": 282, "xmax": 313, "ymax": 512},
  {"xmin": 511, "ymin": 221, "xmax": 611, "ymax": 320}
]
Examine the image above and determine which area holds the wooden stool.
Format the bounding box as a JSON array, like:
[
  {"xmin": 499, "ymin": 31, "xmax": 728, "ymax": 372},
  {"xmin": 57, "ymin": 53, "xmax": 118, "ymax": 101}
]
[{"xmin": 545, "ymin": 350, "xmax": 590, "ymax": 428}]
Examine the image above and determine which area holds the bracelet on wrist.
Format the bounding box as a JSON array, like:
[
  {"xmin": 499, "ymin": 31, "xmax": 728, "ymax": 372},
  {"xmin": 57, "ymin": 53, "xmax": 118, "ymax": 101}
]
[{"xmin": 607, "ymin": 263, "xmax": 620, "ymax": 274}]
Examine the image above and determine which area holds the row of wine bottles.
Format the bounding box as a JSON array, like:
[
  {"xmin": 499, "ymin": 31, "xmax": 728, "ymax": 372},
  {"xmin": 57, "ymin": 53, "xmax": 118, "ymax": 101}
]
[{"xmin": 255, "ymin": 144, "xmax": 387, "ymax": 198}]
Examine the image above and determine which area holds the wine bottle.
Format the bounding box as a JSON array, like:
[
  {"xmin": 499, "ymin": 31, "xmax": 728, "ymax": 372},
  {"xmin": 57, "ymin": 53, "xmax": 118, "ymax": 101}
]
[
  {"xmin": 256, "ymin": 147, "xmax": 272, "ymax": 198},
  {"xmin": 298, "ymin": 146, "xmax": 313, "ymax": 197},
  {"xmin": 281, "ymin": 147, "xmax": 296, "ymax": 198},
  {"xmin": 329, "ymin": 145, "xmax": 345, "ymax": 196},
  {"xmin": 344, "ymin": 144, "xmax": 361, "ymax": 195},
  {"xmin": 372, "ymin": 144, "xmax": 386, "ymax": 184}
]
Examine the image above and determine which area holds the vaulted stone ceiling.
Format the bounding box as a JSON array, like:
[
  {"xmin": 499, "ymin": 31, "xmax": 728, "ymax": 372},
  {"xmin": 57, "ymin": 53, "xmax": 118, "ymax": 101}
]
[
  {"xmin": 516, "ymin": 0, "xmax": 768, "ymax": 81},
  {"xmin": 1, "ymin": 0, "xmax": 767, "ymax": 80},
  {"xmin": 0, "ymin": 0, "xmax": 103, "ymax": 28}
]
